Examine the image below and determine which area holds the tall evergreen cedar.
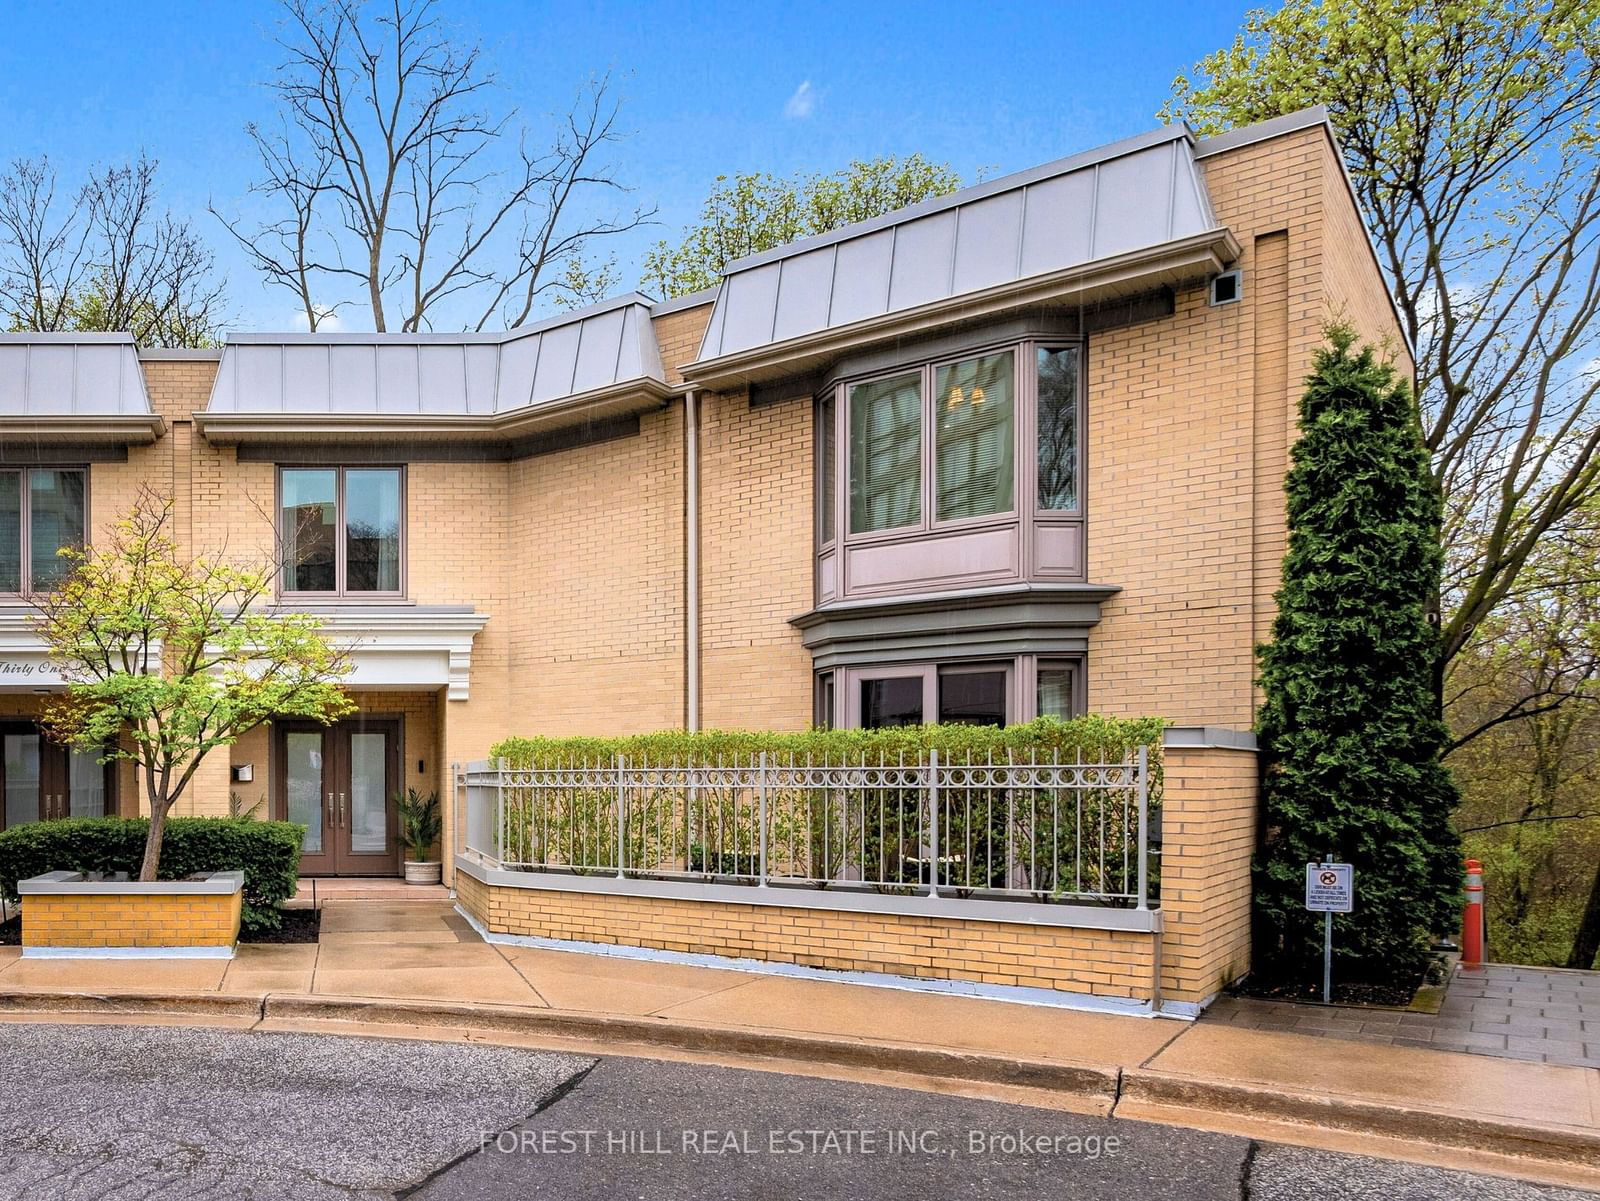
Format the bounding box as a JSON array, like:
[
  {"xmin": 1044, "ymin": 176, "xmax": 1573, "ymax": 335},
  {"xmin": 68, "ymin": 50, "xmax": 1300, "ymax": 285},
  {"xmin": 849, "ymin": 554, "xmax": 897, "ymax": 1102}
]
[{"xmin": 1256, "ymin": 327, "xmax": 1461, "ymax": 984}]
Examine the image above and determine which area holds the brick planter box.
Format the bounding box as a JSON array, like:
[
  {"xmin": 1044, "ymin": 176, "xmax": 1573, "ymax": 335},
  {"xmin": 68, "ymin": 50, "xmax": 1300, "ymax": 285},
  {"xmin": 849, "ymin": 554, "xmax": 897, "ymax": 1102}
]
[{"xmin": 18, "ymin": 870, "xmax": 244, "ymax": 959}]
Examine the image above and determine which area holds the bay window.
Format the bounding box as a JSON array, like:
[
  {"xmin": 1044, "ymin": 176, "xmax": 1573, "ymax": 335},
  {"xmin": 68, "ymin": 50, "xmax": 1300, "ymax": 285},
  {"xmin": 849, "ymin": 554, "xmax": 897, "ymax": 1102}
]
[
  {"xmin": 848, "ymin": 371, "xmax": 922, "ymax": 533},
  {"xmin": 0, "ymin": 468, "xmax": 86, "ymax": 595},
  {"xmin": 823, "ymin": 338, "xmax": 1083, "ymax": 601},
  {"xmin": 279, "ymin": 466, "xmax": 403, "ymax": 596},
  {"xmin": 827, "ymin": 655, "xmax": 1083, "ymax": 730}
]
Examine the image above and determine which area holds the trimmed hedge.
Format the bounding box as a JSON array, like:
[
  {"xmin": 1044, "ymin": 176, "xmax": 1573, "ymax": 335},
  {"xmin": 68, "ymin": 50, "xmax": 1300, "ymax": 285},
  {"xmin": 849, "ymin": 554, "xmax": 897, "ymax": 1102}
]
[
  {"xmin": 0, "ymin": 817, "xmax": 304, "ymax": 934},
  {"xmin": 493, "ymin": 715, "xmax": 1167, "ymax": 772}
]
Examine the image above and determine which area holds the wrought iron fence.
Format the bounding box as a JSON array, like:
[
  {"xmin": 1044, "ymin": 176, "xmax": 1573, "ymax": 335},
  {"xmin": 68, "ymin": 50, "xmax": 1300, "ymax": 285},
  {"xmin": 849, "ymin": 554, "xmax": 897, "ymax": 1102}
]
[{"xmin": 458, "ymin": 746, "xmax": 1154, "ymax": 909}]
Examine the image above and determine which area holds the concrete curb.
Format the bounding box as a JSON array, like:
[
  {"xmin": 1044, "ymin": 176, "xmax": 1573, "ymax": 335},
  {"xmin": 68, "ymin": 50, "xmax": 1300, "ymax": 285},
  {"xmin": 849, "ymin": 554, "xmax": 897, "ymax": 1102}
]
[
  {"xmin": 3, "ymin": 986, "xmax": 1596, "ymax": 1180},
  {"xmin": 0, "ymin": 989, "xmax": 263, "ymax": 1019},
  {"xmin": 259, "ymin": 992, "xmax": 1122, "ymax": 1101},
  {"xmin": 1118, "ymin": 1068, "xmax": 1600, "ymax": 1170}
]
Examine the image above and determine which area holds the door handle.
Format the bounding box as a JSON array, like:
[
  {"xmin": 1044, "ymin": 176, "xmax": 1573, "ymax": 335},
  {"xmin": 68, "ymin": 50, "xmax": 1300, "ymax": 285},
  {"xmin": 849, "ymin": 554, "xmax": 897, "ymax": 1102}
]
[
  {"xmin": 339, "ymin": 792, "xmax": 346, "ymax": 828},
  {"xmin": 327, "ymin": 792, "xmax": 335, "ymax": 829}
]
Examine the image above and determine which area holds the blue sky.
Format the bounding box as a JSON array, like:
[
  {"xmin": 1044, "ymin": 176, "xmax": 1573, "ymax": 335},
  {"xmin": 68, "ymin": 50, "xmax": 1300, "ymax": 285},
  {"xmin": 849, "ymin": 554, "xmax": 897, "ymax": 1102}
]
[{"xmin": 0, "ymin": 0, "xmax": 1249, "ymax": 331}]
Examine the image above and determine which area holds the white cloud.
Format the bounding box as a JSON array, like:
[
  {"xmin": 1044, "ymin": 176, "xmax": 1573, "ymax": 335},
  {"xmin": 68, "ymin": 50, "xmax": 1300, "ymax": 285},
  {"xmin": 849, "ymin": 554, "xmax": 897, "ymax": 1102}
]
[{"xmin": 783, "ymin": 81, "xmax": 815, "ymax": 120}]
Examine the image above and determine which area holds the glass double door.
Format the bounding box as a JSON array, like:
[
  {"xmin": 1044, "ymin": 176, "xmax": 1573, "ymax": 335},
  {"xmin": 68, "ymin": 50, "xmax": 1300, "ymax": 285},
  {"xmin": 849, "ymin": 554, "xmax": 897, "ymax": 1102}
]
[
  {"xmin": 0, "ymin": 722, "xmax": 111, "ymax": 830},
  {"xmin": 276, "ymin": 718, "xmax": 398, "ymax": 876}
]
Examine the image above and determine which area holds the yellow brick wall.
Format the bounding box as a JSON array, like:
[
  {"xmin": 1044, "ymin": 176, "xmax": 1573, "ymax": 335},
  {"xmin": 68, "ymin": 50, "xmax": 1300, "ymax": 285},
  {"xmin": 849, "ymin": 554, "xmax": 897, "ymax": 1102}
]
[
  {"xmin": 1157, "ymin": 745, "xmax": 1259, "ymax": 1003},
  {"xmin": 1317, "ymin": 135, "xmax": 1414, "ymax": 377},
  {"xmin": 1087, "ymin": 125, "xmax": 1408, "ymax": 727},
  {"xmin": 505, "ymin": 408, "xmax": 685, "ymax": 734},
  {"xmin": 652, "ymin": 305, "xmax": 712, "ymax": 389},
  {"xmin": 697, "ymin": 388, "xmax": 814, "ymax": 731},
  {"xmin": 457, "ymin": 870, "xmax": 1159, "ymax": 1002},
  {"xmin": 23, "ymin": 888, "xmax": 242, "ymax": 948}
]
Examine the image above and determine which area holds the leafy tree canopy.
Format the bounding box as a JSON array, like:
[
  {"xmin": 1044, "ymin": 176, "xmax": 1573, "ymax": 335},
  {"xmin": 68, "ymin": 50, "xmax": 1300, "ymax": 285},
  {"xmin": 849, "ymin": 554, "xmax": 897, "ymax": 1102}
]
[
  {"xmin": 1162, "ymin": 0, "xmax": 1600, "ymax": 724},
  {"xmin": 642, "ymin": 155, "xmax": 962, "ymax": 299},
  {"xmin": 32, "ymin": 492, "xmax": 354, "ymax": 880}
]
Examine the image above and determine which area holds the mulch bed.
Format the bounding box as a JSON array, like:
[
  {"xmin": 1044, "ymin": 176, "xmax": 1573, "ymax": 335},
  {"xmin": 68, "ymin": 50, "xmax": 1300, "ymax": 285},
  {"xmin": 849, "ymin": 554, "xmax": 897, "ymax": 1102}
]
[
  {"xmin": 1233, "ymin": 952, "xmax": 1447, "ymax": 1009},
  {"xmin": 241, "ymin": 907, "xmax": 320, "ymax": 944},
  {"xmin": 0, "ymin": 916, "xmax": 18, "ymax": 947}
]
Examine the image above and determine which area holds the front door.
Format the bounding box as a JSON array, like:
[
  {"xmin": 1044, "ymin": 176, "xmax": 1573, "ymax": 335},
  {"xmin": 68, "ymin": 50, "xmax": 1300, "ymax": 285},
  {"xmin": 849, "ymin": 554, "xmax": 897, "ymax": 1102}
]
[
  {"xmin": 276, "ymin": 718, "xmax": 399, "ymax": 876},
  {"xmin": 0, "ymin": 722, "xmax": 113, "ymax": 829}
]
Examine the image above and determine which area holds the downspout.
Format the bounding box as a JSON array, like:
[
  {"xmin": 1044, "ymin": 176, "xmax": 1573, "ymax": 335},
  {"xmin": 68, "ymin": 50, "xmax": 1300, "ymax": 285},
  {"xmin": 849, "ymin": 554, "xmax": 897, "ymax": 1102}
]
[{"xmin": 684, "ymin": 388, "xmax": 701, "ymax": 731}]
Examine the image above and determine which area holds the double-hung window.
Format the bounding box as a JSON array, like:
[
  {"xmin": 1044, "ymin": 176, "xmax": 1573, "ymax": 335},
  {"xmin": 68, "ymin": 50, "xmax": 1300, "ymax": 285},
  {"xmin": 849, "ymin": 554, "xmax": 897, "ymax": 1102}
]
[
  {"xmin": 279, "ymin": 466, "xmax": 404, "ymax": 596},
  {"xmin": 0, "ymin": 468, "xmax": 87, "ymax": 595}
]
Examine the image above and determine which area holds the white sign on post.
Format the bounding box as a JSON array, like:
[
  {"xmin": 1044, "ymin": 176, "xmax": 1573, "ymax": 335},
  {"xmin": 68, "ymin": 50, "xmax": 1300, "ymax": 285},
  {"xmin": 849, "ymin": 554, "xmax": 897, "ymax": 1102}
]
[{"xmin": 1305, "ymin": 863, "xmax": 1354, "ymax": 913}]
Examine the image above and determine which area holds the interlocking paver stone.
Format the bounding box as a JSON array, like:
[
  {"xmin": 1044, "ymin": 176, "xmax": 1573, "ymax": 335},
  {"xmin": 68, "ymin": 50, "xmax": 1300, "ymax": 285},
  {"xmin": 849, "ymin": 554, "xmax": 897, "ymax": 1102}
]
[{"xmin": 1201, "ymin": 963, "xmax": 1600, "ymax": 1069}]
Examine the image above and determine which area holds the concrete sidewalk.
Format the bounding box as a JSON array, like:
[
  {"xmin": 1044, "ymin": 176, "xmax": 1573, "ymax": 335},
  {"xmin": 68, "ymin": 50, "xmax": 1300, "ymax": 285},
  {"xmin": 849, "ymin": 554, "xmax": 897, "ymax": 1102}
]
[{"xmin": 1, "ymin": 900, "xmax": 1596, "ymax": 1190}]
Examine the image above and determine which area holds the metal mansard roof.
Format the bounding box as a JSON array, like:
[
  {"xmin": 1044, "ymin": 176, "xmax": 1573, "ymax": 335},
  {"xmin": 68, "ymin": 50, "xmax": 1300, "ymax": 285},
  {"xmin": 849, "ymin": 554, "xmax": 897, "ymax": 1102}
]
[
  {"xmin": 691, "ymin": 125, "xmax": 1224, "ymax": 375},
  {"xmin": 203, "ymin": 294, "xmax": 668, "ymax": 441},
  {"xmin": 0, "ymin": 333, "xmax": 164, "ymax": 442}
]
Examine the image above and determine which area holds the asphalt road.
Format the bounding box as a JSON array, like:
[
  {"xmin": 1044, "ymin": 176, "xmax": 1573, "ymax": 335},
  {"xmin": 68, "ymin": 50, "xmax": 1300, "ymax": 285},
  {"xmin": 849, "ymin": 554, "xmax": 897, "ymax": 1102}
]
[{"xmin": 0, "ymin": 1023, "xmax": 1591, "ymax": 1201}]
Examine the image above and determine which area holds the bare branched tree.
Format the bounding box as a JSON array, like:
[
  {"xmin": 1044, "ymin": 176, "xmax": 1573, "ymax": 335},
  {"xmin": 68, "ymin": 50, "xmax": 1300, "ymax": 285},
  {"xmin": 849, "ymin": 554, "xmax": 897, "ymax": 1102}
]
[
  {"xmin": 218, "ymin": 0, "xmax": 651, "ymax": 332},
  {"xmin": 0, "ymin": 155, "xmax": 226, "ymax": 347}
]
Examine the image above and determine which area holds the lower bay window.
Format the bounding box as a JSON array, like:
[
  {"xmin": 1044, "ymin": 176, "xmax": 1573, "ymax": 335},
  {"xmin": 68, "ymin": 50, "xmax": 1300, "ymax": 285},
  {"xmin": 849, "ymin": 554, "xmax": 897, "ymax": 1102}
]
[{"xmin": 817, "ymin": 655, "xmax": 1083, "ymax": 730}]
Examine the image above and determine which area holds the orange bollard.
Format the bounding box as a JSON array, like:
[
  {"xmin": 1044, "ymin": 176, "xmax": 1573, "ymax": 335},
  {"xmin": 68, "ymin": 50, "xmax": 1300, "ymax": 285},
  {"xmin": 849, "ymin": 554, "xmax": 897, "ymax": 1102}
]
[{"xmin": 1461, "ymin": 858, "xmax": 1485, "ymax": 966}]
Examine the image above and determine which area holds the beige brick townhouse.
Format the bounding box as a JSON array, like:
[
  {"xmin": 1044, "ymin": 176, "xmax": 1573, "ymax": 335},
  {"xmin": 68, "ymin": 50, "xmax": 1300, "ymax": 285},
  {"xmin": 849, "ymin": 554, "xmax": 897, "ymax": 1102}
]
[{"xmin": 0, "ymin": 108, "xmax": 1405, "ymax": 1010}]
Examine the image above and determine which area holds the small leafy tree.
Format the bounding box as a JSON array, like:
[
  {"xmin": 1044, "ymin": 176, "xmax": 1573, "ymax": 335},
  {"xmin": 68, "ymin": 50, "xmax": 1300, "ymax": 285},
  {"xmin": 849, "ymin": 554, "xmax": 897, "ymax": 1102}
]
[
  {"xmin": 1255, "ymin": 327, "xmax": 1461, "ymax": 985},
  {"xmin": 31, "ymin": 491, "xmax": 355, "ymax": 881},
  {"xmin": 642, "ymin": 155, "xmax": 962, "ymax": 298}
]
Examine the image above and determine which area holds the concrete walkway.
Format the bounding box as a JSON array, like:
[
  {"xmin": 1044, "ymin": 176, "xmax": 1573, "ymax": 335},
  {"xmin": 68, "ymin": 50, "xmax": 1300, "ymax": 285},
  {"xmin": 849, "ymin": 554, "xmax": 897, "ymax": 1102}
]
[{"xmin": 1, "ymin": 900, "xmax": 1597, "ymax": 1191}]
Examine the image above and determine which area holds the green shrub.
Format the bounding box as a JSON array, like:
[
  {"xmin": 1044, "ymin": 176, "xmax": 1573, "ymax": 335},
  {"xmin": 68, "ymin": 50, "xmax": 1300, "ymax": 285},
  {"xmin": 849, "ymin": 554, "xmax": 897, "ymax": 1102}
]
[
  {"xmin": 493, "ymin": 715, "xmax": 1166, "ymax": 769},
  {"xmin": 0, "ymin": 817, "xmax": 304, "ymax": 934},
  {"xmin": 492, "ymin": 718, "xmax": 1166, "ymax": 900},
  {"xmin": 1254, "ymin": 328, "xmax": 1461, "ymax": 985}
]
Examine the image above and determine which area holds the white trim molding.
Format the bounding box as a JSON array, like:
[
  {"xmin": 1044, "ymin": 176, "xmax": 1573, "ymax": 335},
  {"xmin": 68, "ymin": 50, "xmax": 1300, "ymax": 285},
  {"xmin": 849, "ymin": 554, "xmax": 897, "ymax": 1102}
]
[
  {"xmin": 0, "ymin": 608, "xmax": 160, "ymax": 690},
  {"xmin": 280, "ymin": 604, "xmax": 489, "ymax": 700}
]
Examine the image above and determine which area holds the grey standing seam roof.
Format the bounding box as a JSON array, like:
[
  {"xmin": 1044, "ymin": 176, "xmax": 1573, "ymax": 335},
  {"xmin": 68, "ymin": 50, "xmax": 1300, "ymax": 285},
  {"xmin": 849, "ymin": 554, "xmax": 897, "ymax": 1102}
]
[
  {"xmin": 206, "ymin": 294, "xmax": 665, "ymax": 416},
  {"xmin": 696, "ymin": 126, "xmax": 1220, "ymax": 362},
  {"xmin": 0, "ymin": 333, "xmax": 154, "ymax": 417}
]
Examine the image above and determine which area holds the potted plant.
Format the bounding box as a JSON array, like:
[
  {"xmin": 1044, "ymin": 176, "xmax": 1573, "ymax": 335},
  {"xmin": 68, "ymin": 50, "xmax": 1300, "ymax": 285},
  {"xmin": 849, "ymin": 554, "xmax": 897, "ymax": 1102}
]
[{"xmin": 396, "ymin": 788, "xmax": 443, "ymax": 885}]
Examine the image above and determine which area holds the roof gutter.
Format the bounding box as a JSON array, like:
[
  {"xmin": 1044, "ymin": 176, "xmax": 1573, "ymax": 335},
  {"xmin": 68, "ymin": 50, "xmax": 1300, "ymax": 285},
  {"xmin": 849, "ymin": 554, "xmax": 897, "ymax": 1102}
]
[
  {"xmin": 681, "ymin": 228, "xmax": 1240, "ymax": 391},
  {"xmin": 0, "ymin": 414, "xmax": 166, "ymax": 444},
  {"xmin": 193, "ymin": 377, "xmax": 674, "ymax": 445}
]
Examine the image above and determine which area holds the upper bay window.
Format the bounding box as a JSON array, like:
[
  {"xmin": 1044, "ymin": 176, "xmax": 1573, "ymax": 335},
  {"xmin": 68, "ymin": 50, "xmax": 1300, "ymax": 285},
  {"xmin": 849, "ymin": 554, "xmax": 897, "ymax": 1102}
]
[
  {"xmin": 820, "ymin": 339, "xmax": 1084, "ymax": 602},
  {"xmin": 279, "ymin": 466, "xmax": 403, "ymax": 596},
  {"xmin": 0, "ymin": 468, "xmax": 87, "ymax": 596},
  {"xmin": 839, "ymin": 342, "xmax": 1080, "ymax": 539},
  {"xmin": 1036, "ymin": 346, "xmax": 1079, "ymax": 511}
]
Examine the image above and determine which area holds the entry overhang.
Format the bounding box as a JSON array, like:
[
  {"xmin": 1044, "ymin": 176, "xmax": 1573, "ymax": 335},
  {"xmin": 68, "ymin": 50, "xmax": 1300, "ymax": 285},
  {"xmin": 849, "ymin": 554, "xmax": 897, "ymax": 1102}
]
[{"xmin": 279, "ymin": 605, "xmax": 490, "ymax": 701}]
